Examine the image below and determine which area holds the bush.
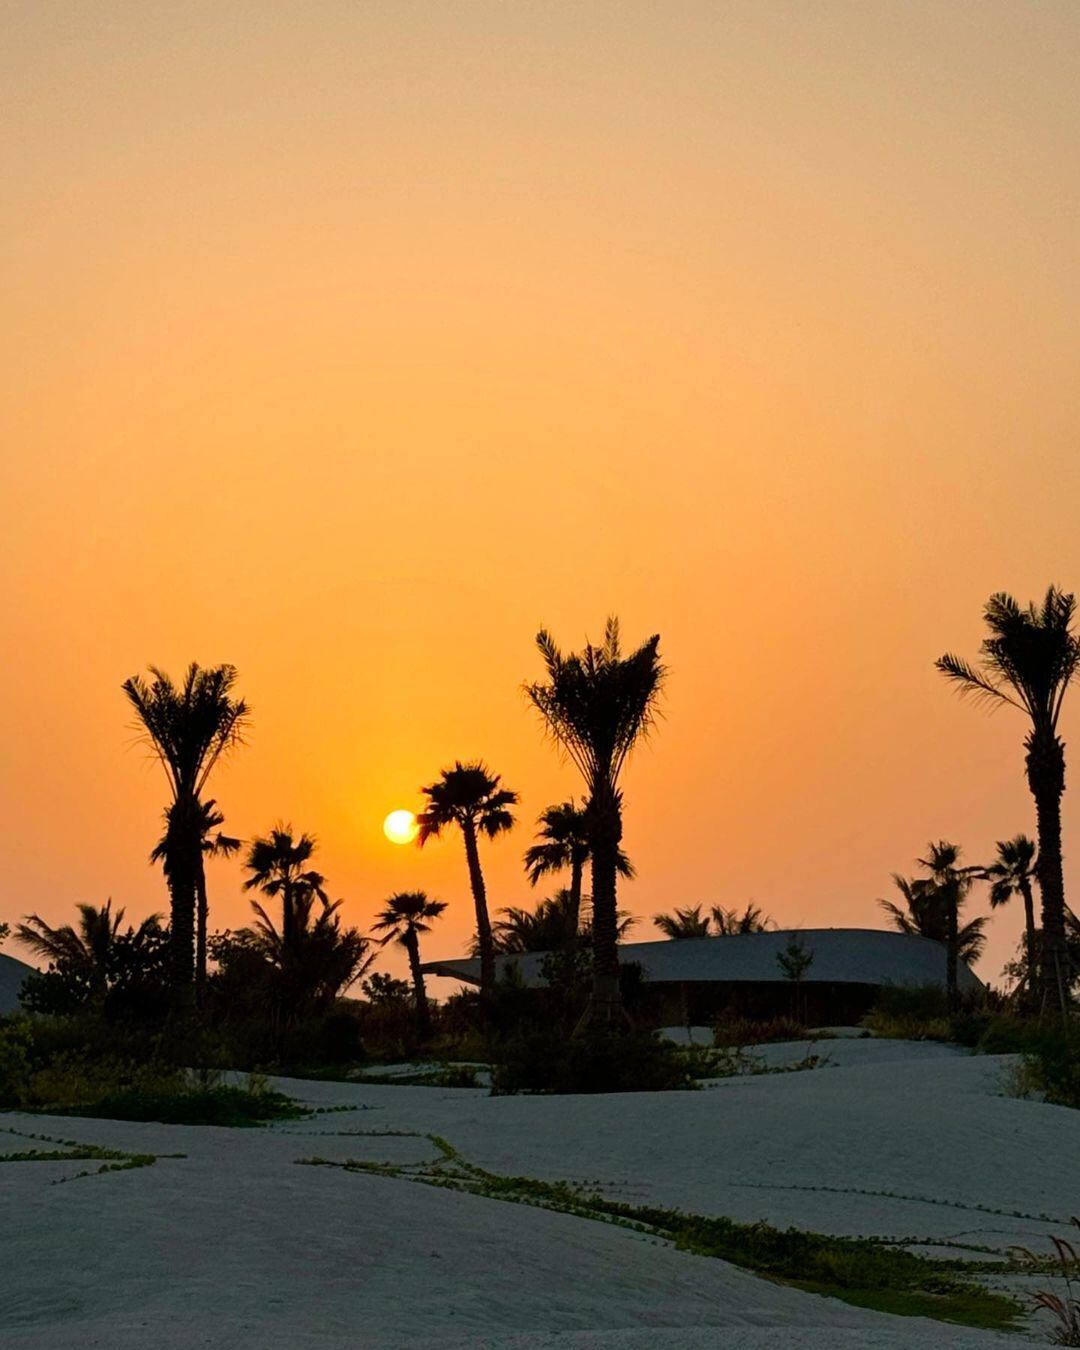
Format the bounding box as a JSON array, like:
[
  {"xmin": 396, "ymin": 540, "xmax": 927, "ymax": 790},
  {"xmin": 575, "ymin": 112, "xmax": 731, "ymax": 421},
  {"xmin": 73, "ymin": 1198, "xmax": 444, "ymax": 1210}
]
[
  {"xmin": 1007, "ymin": 1025, "xmax": 1080, "ymax": 1109},
  {"xmin": 712, "ymin": 1015, "xmax": 812, "ymax": 1047},
  {"xmin": 66, "ymin": 1081, "xmax": 304, "ymax": 1126},
  {"xmin": 490, "ymin": 1028, "xmax": 695, "ymax": 1095}
]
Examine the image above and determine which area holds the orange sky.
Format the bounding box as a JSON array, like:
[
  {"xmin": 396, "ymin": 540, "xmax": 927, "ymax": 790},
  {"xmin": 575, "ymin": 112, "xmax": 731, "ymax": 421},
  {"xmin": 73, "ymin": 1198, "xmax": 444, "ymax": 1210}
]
[{"xmin": 2, "ymin": 2, "xmax": 1080, "ymax": 988}]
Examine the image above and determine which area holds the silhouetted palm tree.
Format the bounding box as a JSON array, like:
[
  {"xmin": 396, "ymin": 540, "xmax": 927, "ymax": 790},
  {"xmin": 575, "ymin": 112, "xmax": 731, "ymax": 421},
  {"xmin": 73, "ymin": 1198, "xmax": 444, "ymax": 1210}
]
[
  {"xmin": 982, "ymin": 834, "xmax": 1039, "ymax": 1001},
  {"xmin": 526, "ymin": 617, "xmax": 664, "ymax": 1026},
  {"xmin": 243, "ymin": 826, "xmax": 328, "ymax": 957},
  {"xmin": 711, "ymin": 903, "xmax": 773, "ymax": 935},
  {"xmin": 491, "ymin": 891, "xmax": 635, "ymax": 955},
  {"xmin": 123, "ymin": 663, "xmax": 249, "ymax": 999},
  {"xmin": 17, "ymin": 901, "xmax": 162, "ymax": 1002},
  {"xmin": 152, "ymin": 797, "xmax": 240, "ymax": 999},
  {"xmin": 523, "ymin": 800, "xmax": 633, "ymax": 933},
  {"xmin": 240, "ymin": 891, "xmax": 372, "ymax": 1047},
  {"xmin": 937, "ymin": 588, "xmax": 1080, "ymax": 1011},
  {"xmin": 879, "ymin": 853, "xmax": 987, "ymax": 1003},
  {"xmin": 371, "ymin": 891, "xmax": 446, "ymax": 1039},
  {"xmin": 653, "ymin": 905, "xmax": 711, "ymax": 939},
  {"xmin": 416, "ymin": 761, "xmax": 518, "ymax": 998}
]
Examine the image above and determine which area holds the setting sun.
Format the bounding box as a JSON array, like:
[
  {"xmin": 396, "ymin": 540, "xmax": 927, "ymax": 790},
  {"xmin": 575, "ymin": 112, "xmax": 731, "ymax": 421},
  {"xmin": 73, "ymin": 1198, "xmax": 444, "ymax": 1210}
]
[{"xmin": 383, "ymin": 809, "xmax": 419, "ymax": 846}]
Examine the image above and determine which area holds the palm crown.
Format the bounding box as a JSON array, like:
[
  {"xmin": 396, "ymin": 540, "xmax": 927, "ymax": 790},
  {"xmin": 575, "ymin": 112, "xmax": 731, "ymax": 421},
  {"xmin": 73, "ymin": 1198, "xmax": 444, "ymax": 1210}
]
[
  {"xmin": 523, "ymin": 799, "xmax": 634, "ymax": 886},
  {"xmin": 372, "ymin": 891, "xmax": 448, "ymax": 946},
  {"xmin": 983, "ymin": 834, "xmax": 1038, "ymax": 908},
  {"xmin": 416, "ymin": 761, "xmax": 518, "ymax": 842}
]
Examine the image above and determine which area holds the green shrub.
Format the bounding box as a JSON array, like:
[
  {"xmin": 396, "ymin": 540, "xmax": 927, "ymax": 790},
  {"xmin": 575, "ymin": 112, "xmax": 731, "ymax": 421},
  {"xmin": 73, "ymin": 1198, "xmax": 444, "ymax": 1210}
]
[
  {"xmin": 1007, "ymin": 1026, "xmax": 1080, "ymax": 1109},
  {"xmin": 712, "ymin": 1015, "xmax": 812, "ymax": 1047},
  {"xmin": 490, "ymin": 1028, "xmax": 695, "ymax": 1095},
  {"xmin": 65, "ymin": 1081, "xmax": 303, "ymax": 1126}
]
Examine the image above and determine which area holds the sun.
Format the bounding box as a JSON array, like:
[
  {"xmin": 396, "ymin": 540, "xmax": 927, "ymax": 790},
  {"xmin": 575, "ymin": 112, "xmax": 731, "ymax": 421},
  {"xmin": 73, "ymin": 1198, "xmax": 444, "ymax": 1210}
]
[{"xmin": 383, "ymin": 809, "xmax": 419, "ymax": 845}]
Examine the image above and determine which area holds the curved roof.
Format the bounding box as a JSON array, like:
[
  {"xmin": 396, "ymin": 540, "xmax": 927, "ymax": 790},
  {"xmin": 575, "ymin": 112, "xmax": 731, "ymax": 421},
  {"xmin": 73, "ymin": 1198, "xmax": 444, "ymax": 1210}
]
[
  {"xmin": 0, "ymin": 952, "xmax": 34, "ymax": 1015},
  {"xmin": 421, "ymin": 927, "xmax": 984, "ymax": 992}
]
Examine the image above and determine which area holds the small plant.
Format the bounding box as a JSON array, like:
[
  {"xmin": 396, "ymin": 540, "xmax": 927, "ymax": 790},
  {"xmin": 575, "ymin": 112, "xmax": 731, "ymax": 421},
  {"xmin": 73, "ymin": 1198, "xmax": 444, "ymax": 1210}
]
[
  {"xmin": 1015, "ymin": 1218, "xmax": 1080, "ymax": 1344},
  {"xmin": 490, "ymin": 1028, "xmax": 694, "ymax": 1095}
]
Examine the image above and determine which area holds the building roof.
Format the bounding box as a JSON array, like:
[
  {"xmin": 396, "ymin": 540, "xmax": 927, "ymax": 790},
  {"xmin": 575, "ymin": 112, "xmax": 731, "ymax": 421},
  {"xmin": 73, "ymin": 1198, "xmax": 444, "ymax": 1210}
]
[
  {"xmin": 420, "ymin": 927, "xmax": 984, "ymax": 992},
  {"xmin": 0, "ymin": 952, "xmax": 34, "ymax": 1015}
]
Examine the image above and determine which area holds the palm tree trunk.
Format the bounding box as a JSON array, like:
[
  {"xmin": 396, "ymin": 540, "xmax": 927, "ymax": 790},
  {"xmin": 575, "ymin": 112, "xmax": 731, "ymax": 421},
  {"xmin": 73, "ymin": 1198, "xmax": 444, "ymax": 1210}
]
[
  {"xmin": 195, "ymin": 857, "xmax": 209, "ymax": 1004},
  {"xmin": 1027, "ymin": 731, "xmax": 1069, "ymax": 1014},
  {"xmin": 461, "ymin": 819, "xmax": 495, "ymax": 997},
  {"xmin": 568, "ymin": 852, "xmax": 584, "ymax": 935},
  {"xmin": 946, "ymin": 893, "xmax": 958, "ymax": 1013},
  {"xmin": 1019, "ymin": 877, "xmax": 1038, "ymax": 1000},
  {"xmin": 405, "ymin": 928, "xmax": 430, "ymax": 1039},
  {"xmin": 579, "ymin": 788, "xmax": 626, "ymax": 1031},
  {"xmin": 167, "ymin": 800, "xmax": 199, "ymax": 1004}
]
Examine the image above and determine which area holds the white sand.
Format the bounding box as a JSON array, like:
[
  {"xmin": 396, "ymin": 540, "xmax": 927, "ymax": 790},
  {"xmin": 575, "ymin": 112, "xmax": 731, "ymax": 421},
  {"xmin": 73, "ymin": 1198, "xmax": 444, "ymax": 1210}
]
[{"xmin": 2, "ymin": 1038, "xmax": 1073, "ymax": 1348}]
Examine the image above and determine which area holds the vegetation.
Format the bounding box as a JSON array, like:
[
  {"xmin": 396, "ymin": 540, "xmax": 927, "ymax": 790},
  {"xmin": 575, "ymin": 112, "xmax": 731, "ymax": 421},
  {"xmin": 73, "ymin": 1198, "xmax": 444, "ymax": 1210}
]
[
  {"xmin": 490, "ymin": 1028, "xmax": 695, "ymax": 1095},
  {"xmin": 938, "ymin": 587, "xmax": 1080, "ymax": 1012},
  {"xmin": 982, "ymin": 834, "xmax": 1039, "ymax": 1005},
  {"xmin": 122, "ymin": 663, "xmax": 249, "ymax": 1001},
  {"xmin": 371, "ymin": 891, "xmax": 446, "ymax": 1039},
  {"xmin": 878, "ymin": 841, "xmax": 986, "ymax": 1008},
  {"xmin": 1018, "ymin": 1219, "xmax": 1080, "ymax": 1345},
  {"xmin": 526, "ymin": 617, "xmax": 664, "ymax": 1027},
  {"xmin": 654, "ymin": 902, "xmax": 773, "ymax": 939},
  {"xmin": 523, "ymin": 799, "xmax": 633, "ymax": 934},
  {"xmin": 416, "ymin": 761, "xmax": 518, "ymax": 998},
  {"xmin": 304, "ymin": 1132, "xmax": 1020, "ymax": 1332}
]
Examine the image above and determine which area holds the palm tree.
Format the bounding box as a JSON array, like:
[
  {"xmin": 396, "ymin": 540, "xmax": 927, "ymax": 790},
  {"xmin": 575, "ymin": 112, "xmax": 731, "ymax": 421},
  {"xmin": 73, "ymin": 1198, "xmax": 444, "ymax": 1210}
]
[
  {"xmin": 526, "ymin": 617, "xmax": 665, "ymax": 1026},
  {"xmin": 416, "ymin": 761, "xmax": 518, "ymax": 998},
  {"xmin": 711, "ymin": 903, "xmax": 773, "ymax": 935},
  {"xmin": 371, "ymin": 891, "xmax": 447, "ymax": 1038},
  {"xmin": 17, "ymin": 901, "xmax": 162, "ymax": 1002},
  {"xmin": 878, "ymin": 854, "xmax": 987, "ymax": 1003},
  {"xmin": 982, "ymin": 834, "xmax": 1039, "ymax": 1001},
  {"xmin": 491, "ymin": 891, "xmax": 636, "ymax": 954},
  {"xmin": 937, "ymin": 588, "xmax": 1080, "ymax": 1011},
  {"xmin": 123, "ymin": 663, "xmax": 249, "ymax": 999},
  {"xmin": 241, "ymin": 892, "xmax": 372, "ymax": 1043},
  {"xmin": 523, "ymin": 800, "xmax": 633, "ymax": 933},
  {"xmin": 152, "ymin": 798, "xmax": 240, "ymax": 998},
  {"xmin": 653, "ymin": 905, "xmax": 711, "ymax": 939},
  {"xmin": 242, "ymin": 826, "xmax": 328, "ymax": 958}
]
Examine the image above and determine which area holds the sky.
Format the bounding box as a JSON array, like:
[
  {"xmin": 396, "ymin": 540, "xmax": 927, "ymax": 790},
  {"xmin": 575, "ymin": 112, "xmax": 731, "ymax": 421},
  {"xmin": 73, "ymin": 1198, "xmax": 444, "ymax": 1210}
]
[{"xmin": 2, "ymin": 2, "xmax": 1079, "ymax": 988}]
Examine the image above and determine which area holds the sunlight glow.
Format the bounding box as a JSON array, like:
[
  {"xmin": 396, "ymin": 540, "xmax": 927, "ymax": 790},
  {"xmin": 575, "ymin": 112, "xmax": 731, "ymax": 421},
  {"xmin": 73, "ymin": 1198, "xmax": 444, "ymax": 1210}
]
[{"xmin": 383, "ymin": 809, "xmax": 419, "ymax": 845}]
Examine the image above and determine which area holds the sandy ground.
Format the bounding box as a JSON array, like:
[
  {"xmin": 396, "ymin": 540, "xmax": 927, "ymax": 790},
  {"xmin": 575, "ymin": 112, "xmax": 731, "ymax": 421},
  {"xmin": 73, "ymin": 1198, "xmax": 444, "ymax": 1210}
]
[{"xmin": 2, "ymin": 1038, "xmax": 1075, "ymax": 1348}]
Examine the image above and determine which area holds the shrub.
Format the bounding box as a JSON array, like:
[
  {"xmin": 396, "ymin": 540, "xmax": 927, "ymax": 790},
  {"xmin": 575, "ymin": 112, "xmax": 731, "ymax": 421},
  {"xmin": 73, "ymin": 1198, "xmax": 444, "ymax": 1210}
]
[
  {"xmin": 490, "ymin": 1028, "xmax": 695, "ymax": 1095},
  {"xmin": 1007, "ymin": 1026, "xmax": 1080, "ymax": 1109},
  {"xmin": 712, "ymin": 1015, "xmax": 811, "ymax": 1047}
]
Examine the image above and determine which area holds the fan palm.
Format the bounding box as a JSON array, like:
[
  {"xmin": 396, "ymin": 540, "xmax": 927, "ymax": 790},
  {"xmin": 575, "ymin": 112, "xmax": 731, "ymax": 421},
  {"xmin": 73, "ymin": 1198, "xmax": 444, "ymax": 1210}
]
[
  {"xmin": 122, "ymin": 663, "xmax": 249, "ymax": 998},
  {"xmin": 243, "ymin": 826, "xmax": 328, "ymax": 957},
  {"xmin": 17, "ymin": 901, "xmax": 162, "ymax": 1001},
  {"xmin": 416, "ymin": 761, "xmax": 518, "ymax": 998},
  {"xmin": 491, "ymin": 891, "xmax": 635, "ymax": 955},
  {"xmin": 653, "ymin": 905, "xmax": 711, "ymax": 939},
  {"xmin": 371, "ymin": 891, "xmax": 447, "ymax": 1038},
  {"xmin": 523, "ymin": 800, "xmax": 633, "ymax": 934},
  {"xmin": 526, "ymin": 617, "xmax": 665, "ymax": 1026},
  {"xmin": 982, "ymin": 834, "xmax": 1039, "ymax": 1000},
  {"xmin": 937, "ymin": 588, "xmax": 1080, "ymax": 1011},
  {"xmin": 879, "ymin": 854, "xmax": 987, "ymax": 1002},
  {"xmin": 711, "ymin": 903, "xmax": 773, "ymax": 935}
]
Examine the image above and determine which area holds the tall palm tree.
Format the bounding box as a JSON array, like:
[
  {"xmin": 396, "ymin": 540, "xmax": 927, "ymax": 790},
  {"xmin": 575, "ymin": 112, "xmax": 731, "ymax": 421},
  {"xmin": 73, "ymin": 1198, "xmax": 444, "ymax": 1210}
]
[
  {"xmin": 937, "ymin": 588, "xmax": 1080, "ymax": 1011},
  {"xmin": 416, "ymin": 761, "xmax": 518, "ymax": 998},
  {"xmin": 526, "ymin": 617, "xmax": 665, "ymax": 1026},
  {"xmin": 242, "ymin": 826, "xmax": 327, "ymax": 957},
  {"xmin": 152, "ymin": 798, "xmax": 240, "ymax": 998},
  {"xmin": 918, "ymin": 841, "xmax": 981, "ymax": 1009},
  {"xmin": 371, "ymin": 891, "xmax": 447, "ymax": 1039},
  {"xmin": 982, "ymin": 834, "xmax": 1039, "ymax": 1000},
  {"xmin": 523, "ymin": 799, "xmax": 633, "ymax": 934},
  {"xmin": 123, "ymin": 663, "xmax": 249, "ymax": 999},
  {"xmin": 711, "ymin": 903, "xmax": 773, "ymax": 935},
  {"xmin": 653, "ymin": 905, "xmax": 712, "ymax": 939},
  {"xmin": 17, "ymin": 901, "xmax": 162, "ymax": 1001}
]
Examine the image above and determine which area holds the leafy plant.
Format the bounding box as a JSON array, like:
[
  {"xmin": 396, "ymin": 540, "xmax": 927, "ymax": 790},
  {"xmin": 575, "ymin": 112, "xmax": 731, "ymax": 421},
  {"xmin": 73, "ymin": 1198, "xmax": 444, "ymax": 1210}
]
[{"xmin": 1015, "ymin": 1218, "xmax": 1080, "ymax": 1344}]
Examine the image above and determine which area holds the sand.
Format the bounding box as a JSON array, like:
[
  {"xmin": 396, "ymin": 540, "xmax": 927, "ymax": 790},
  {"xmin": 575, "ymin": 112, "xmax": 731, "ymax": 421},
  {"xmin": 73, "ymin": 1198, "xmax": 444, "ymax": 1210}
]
[{"xmin": 2, "ymin": 1037, "xmax": 1074, "ymax": 1348}]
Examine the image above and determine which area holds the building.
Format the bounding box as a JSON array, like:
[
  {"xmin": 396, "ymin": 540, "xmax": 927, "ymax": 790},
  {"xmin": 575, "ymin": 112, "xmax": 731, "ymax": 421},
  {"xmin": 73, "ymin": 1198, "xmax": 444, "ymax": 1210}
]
[
  {"xmin": 0, "ymin": 952, "xmax": 34, "ymax": 1016},
  {"xmin": 420, "ymin": 927, "xmax": 984, "ymax": 1026}
]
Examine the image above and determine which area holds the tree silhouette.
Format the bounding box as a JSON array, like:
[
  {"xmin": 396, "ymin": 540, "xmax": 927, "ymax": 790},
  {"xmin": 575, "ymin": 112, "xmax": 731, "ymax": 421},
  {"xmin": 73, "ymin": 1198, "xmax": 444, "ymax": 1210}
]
[
  {"xmin": 416, "ymin": 761, "xmax": 518, "ymax": 998},
  {"xmin": 526, "ymin": 617, "xmax": 664, "ymax": 1027},
  {"xmin": 879, "ymin": 845, "xmax": 987, "ymax": 1005},
  {"xmin": 371, "ymin": 891, "xmax": 446, "ymax": 1039},
  {"xmin": 492, "ymin": 891, "xmax": 635, "ymax": 954},
  {"xmin": 653, "ymin": 905, "xmax": 711, "ymax": 939},
  {"xmin": 937, "ymin": 588, "xmax": 1080, "ymax": 1011},
  {"xmin": 523, "ymin": 799, "xmax": 633, "ymax": 934},
  {"xmin": 122, "ymin": 663, "xmax": 249, "ymax": 1001},
  {"xmin": 982, "ymin": 834, "xmax": 1039, "ymax": 1003},
  {"xmin": 243, "ymin": 826, "xmax": 327, "ymax": 958},
  {"xmin": 710, "ymin": 903, "xmax": 773, "ymax": 935}
]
